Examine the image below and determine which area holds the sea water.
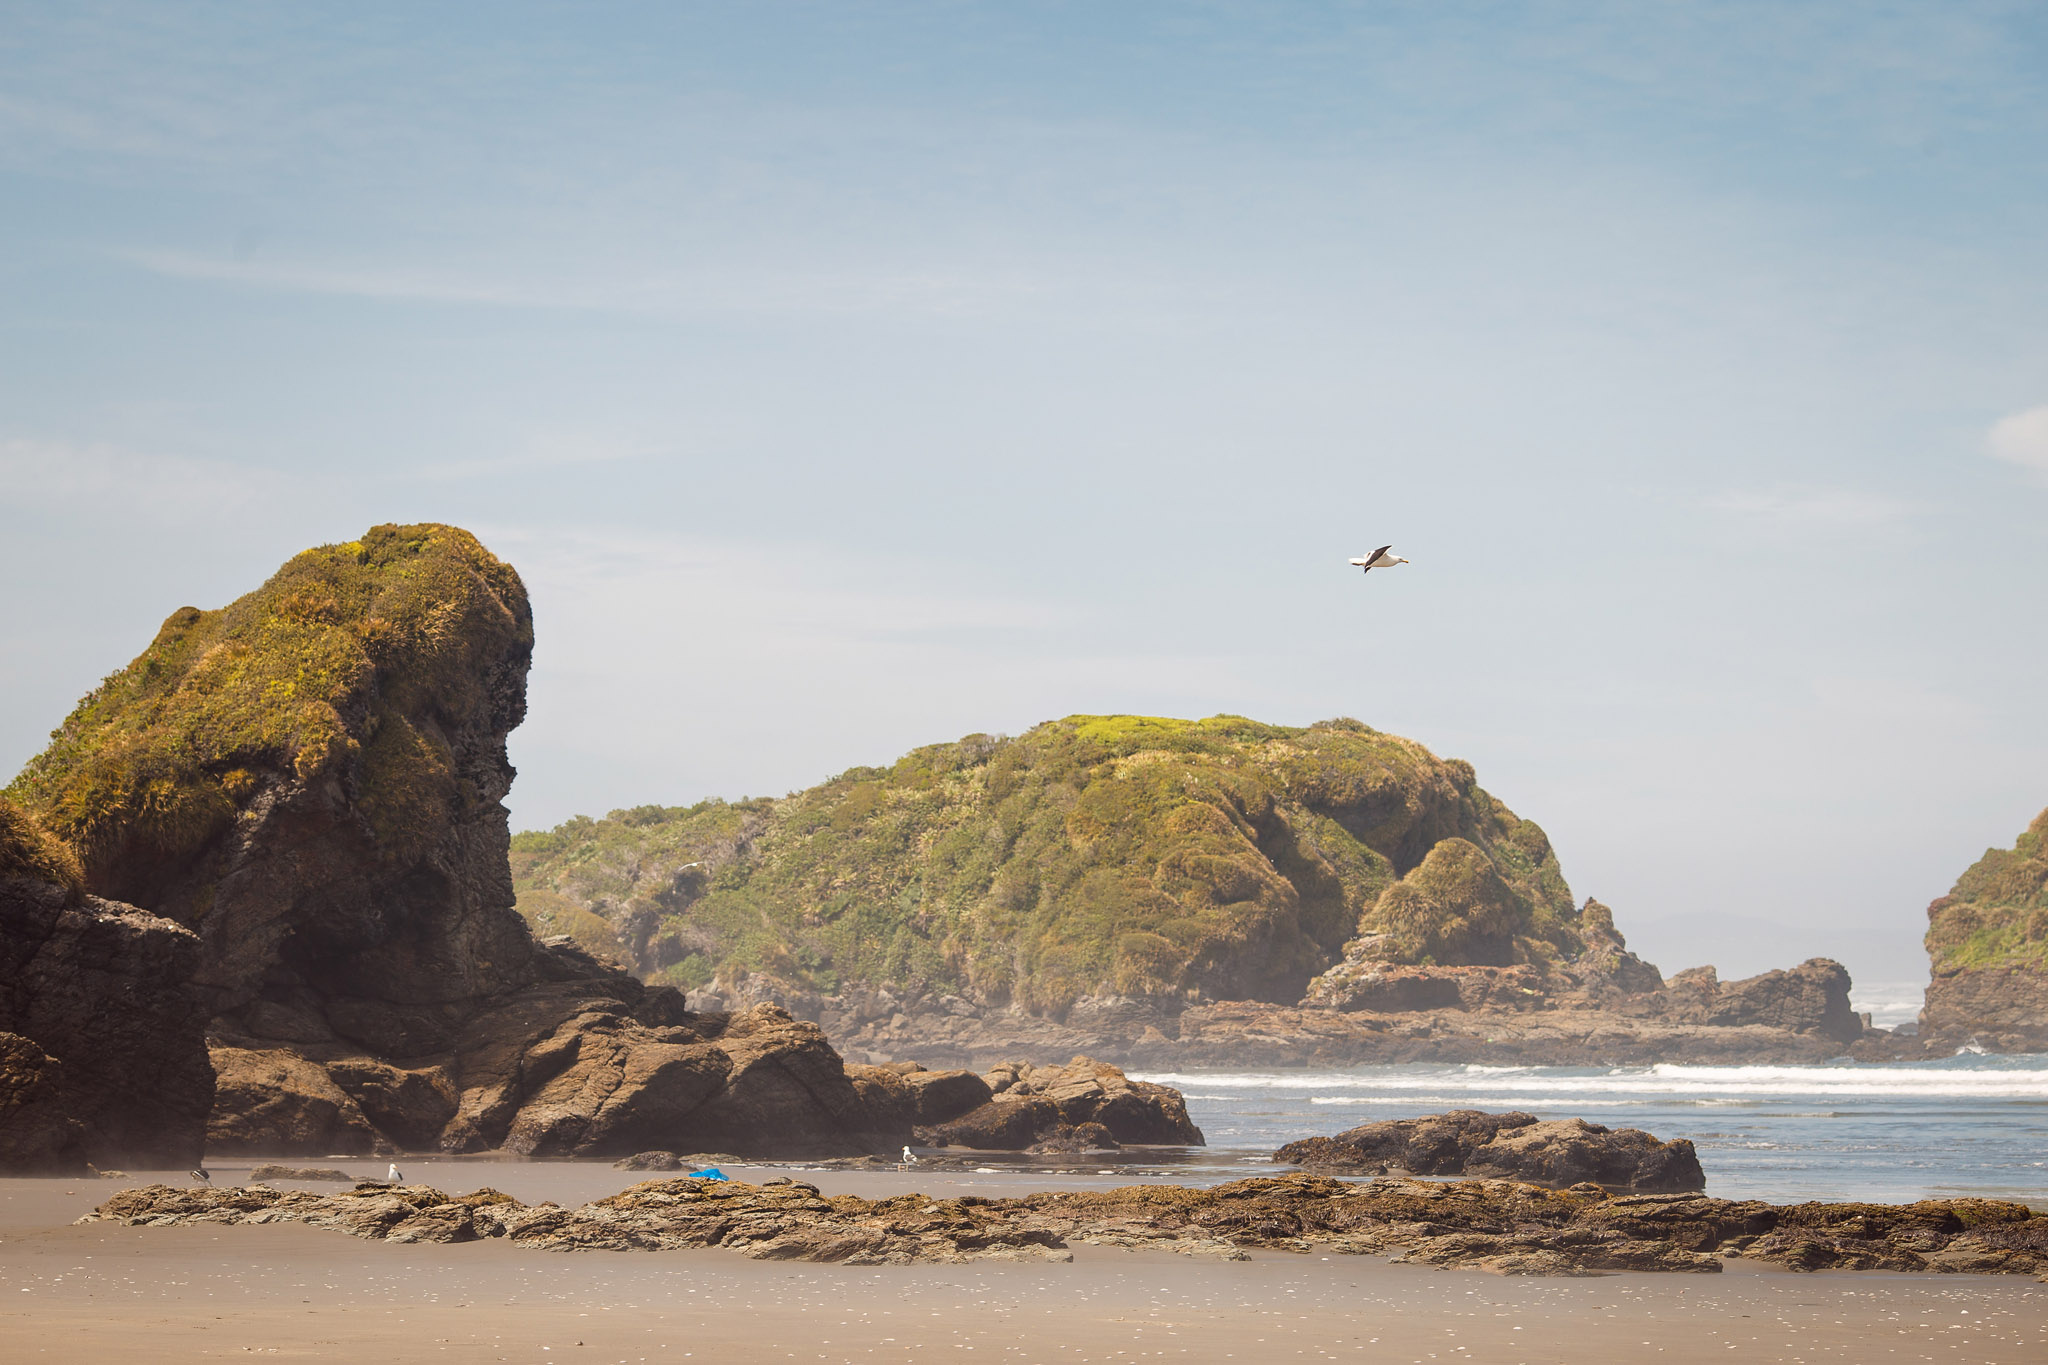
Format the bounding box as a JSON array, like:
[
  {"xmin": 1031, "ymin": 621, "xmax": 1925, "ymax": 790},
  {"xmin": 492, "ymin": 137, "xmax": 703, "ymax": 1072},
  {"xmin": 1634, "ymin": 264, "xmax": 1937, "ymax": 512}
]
[
  {"xmin": 1138, "ymin": 1051, "xmax": 2048, "ymax": 1206},
  {"xmin": 1120, "ymin": 984, "xmax": 2048, "ymax": 1206}
]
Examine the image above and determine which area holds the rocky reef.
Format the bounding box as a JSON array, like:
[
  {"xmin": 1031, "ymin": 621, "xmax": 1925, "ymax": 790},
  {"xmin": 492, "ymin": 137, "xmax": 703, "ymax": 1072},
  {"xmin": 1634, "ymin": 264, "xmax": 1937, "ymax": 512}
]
[
  {"xmin": 513, "ymin": 721, "xmax": 1903, "ymax": 1068},
  {"xmin": 1274, "ymin": 1109, "xmax": 1704, "ymax": 1192},
  {"xmin": 83, "ymin": 1173, "xmax": 2048, "ymax": 1277},
  {"xmin": 0, "ymin": 799, "xmax": 214, "ymax": 1173},
  {"xmin": 3, "ymin": 525, "xmax": 915, "ymax": 1158},
  {"xmin": 1921, "ymin": 808, "xmax": 2048, "ymax": 1051}
]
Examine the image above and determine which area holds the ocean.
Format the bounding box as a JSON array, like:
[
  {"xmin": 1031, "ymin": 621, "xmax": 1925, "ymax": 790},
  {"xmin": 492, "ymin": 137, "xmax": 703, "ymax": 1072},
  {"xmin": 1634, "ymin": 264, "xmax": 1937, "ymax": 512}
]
[{"xmin": 1118, "ymin": 984, "xmax": 2048, "ymax": 1207}]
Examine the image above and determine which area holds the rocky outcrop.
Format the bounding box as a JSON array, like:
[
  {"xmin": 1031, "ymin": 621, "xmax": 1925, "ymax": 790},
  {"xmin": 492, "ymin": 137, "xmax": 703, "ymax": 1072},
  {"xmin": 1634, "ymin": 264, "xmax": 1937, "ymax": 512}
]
[
  {"xmin": 0, "ymin": 837, "xmax": 214, "ymax": 1172},
  {"xmin": 1274, "ymin": 1110, "xmax": 1705, "ymax": 1192},
  {"xmin": 895, "ymin": 1056, "xmax": 1201, "ymax": 1150},
  {"xmin": 514, "ymin": 714, "xmax": 1588, "ymax": 1016},
  {"xmin": 6, "ymin": 525, "xmax": 911, "ymax": 1159},
  {"xmin": 1921, "ymin": 809, "xmax": 2048, "ymax": 1051},
  {"xmin": 83, "ymin": 1173, "xmax": 2048, "ymax": 1277}
]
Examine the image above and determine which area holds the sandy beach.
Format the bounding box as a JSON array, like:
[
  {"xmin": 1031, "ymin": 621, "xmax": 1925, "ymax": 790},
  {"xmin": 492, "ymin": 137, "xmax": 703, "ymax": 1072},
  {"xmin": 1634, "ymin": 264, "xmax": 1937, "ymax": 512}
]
[{"xmin": 4, "ymin": 1165, "xmax": 2046, "ymax": 1364}]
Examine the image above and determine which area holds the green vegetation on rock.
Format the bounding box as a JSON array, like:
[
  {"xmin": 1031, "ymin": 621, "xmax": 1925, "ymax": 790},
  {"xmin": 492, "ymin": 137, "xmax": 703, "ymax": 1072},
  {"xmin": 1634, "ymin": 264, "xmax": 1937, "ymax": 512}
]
[
  {"xmin": 7, "ymin": 524, "xmax": 530, "ymax": 903},
  {"xmin": 1925, "ymin": 808, "xmax": 2048, "ymax": 975},
  {"xmin": 511, "ymin": 714, "xmax": 1583, "ymax": 1012},
  {"xmin": 0, "ymin": 795, "xmax": 83, "ymax": 899}
]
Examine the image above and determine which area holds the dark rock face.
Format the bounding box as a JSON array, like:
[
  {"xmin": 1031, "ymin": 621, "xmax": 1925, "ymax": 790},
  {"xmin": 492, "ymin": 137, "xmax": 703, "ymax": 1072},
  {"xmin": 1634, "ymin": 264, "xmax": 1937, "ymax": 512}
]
[
  {"xmin": 84, "ymin": 1174, "xmax": 2048, "ymax": 1277},
  {"xmin": 1275, "ymin": 1109, "xmax": 1705, "ymax": 1192},
  {"xmin": 914, "ymin": 1057, "xmax": 1202, "ymax": 1150},
  {"xmin": 0, "ymin": 874, "xmax": 213, "ymax": 1171},
  {"xmin": 0, "ymin": 1032, "xmax": 79, "ymax": 1173},
  {"xmin": 1696, "ymin": 960, "xmax": 1863, "ymax": 1042},
  {"xmin": 1920, "ymin": 967, "xmax": 2048, "ymax": 1053}
]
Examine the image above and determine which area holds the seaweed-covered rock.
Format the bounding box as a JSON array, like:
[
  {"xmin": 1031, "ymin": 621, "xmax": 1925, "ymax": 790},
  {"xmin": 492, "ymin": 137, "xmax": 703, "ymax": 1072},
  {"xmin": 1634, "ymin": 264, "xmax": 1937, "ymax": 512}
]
[
  {"xmin": 1922, "ymin": 809, "xmax": 2048, "ymax": 1050},
  {"xmin": 7, "ymin": 525, "xmax": 907, "ymax": 1159},
  {"xmin": 0, "ymin": 803, "xmax": 214, "ymax": 1172},
  {"xmin": 80, "ymin": 1173, "xmax": 2048, "ymax": 1278},
  {"xmin": 1275, "ymin": 1109, "xmax": 1704, "ymax": 1192}
]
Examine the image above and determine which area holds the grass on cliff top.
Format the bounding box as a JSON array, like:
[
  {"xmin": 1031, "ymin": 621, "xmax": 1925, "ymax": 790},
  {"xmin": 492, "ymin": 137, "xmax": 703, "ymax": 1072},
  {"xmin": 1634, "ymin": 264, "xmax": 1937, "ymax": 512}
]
[
  {"xmin": 512, "ymin": 713, "xmax": 1585, "ymax": 1013},
  {"xmin": 1925, "ymin": 808, "xmax": 2048, "ymax": 974},
  {"xmin": 0, "ymin": 795, "xmax": 83, "ymax": 899},
  {"xmin": 6, "ymin": 523, "xmax": 531, "ymax": 892}
]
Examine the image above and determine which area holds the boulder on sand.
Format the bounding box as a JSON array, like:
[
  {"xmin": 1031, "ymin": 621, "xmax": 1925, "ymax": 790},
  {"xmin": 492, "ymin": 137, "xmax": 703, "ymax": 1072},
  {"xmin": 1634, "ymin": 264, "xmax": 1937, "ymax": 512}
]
[
  {"xmin": 1275, "ymin": 1109, "xmax": 1705, "ymax": 1192},
  {"xmin": 915, "ymin": 1056, "xmax": 1201, "ymax": 1150}
]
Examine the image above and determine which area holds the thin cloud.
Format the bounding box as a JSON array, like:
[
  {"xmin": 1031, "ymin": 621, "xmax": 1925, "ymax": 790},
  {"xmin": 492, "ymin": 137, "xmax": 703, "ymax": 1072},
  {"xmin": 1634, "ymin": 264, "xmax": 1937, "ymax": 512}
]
[
  {"xmin": 0, "ymin": 438, "xmax": 304, "ymax": 516},
  {"xmin": 1987, "ymin": 404, "xmax": 2048, "ymax": 473},
  {"xmin": 120, "ymin": 248, "xmax": 1051, "ymax": 321},
  {"xmin": 1704, "ymin": 486, "xmax": 1916, "ymax": 529}
]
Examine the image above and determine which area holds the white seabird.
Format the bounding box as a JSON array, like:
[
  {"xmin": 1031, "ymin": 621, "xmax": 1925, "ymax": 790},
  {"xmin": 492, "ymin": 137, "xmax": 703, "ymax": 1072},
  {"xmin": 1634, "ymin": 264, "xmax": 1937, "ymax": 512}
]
[
  {"xmin": 387, "ymin": 1163, "xmax": 404, "ymax": 1183},
  {"xmin": 1349, "ymin": 545, "xmax": 1409, "ymax": 575},
  {"xmin": 190, "ymin": 1167, "xmax": 210, "ymax": 1184}
]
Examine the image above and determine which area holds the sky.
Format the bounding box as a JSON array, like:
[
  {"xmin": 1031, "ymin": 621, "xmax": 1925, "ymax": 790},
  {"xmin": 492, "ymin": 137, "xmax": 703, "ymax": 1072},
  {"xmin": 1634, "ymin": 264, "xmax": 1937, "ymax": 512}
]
[{"xmin": 4, "ymin": 2, "xmax": 2046, "ymax": 984}]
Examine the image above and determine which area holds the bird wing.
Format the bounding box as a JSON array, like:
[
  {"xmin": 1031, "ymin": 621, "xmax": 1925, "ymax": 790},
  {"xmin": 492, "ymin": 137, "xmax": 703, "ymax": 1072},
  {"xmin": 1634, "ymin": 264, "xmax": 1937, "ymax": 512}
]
[{"xmin": 1360, "ymin": 544, "xmax": 1391, "ymax": 573}]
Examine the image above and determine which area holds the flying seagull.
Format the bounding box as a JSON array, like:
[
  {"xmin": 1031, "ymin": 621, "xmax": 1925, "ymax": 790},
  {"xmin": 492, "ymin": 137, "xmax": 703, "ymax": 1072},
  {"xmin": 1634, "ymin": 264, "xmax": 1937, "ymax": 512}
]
[{"xmin": 1349, "ymin": 545, "xmax": 1409, "ymax": 575}]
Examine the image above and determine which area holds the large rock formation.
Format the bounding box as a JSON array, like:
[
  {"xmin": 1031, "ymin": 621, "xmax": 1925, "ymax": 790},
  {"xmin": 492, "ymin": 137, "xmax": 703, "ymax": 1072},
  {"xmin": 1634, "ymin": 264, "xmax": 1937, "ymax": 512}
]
[
  {"xmin": 896, "ymin": 1056, "xmax": 1202, "ymax": 1151},
  {"xmin": 514, "ymin": 718, "xmax": 1894, "ymax": 1066},
  {"xmin": 1274, "ymin": 1109, "xmax": 1705, "ymax": 1192},
  {"xmin": 0, "ymin": 799, "xmax": 214, "ymax": 1172},
  {"xmin": 85, "ymin": 1172, "xmax": 2048, "ymax": 1277},
  {"xmin": 5, "ymin": 525, "xmax": 907, "ymax": 1158},
  {"xmin": 513, "ymin": 715, "xmax": 1581, "ymax": 1014},
  {"xmin": 1921, "ymin": 809, "xmax": 2048, "ymax": 1051}
]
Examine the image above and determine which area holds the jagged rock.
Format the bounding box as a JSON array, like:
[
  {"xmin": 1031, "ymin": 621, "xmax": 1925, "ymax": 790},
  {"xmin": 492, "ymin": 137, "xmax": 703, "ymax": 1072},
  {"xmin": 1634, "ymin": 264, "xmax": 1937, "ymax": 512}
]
[
  {"xmin": 207, "ymin": 1046, "xmax": 388, "ymax": 1156},
  {"xmin": 1026, "ymin": 1122, "xmax": 1118, "ymax": 1154},
  {"xmin": 898, "ymin": 1067, "xmax": 995, "ymax": 1125},
  {"xmin": 247, "ymin": 1165, "xmax": 357, "ymax": 1182},
  {"xmin": 1703, "ymin": 959, "xmax": 1862, "ymax": 1042},
  {"xmin": 1569, "ymin": 899, "xmax": 1665, "ymax": 996},
  {"xmin": 6, "ymin": 526, "xmax": 913, "ymax": 1159},
  {"xmin": 1920, "ymin": 967, "xmax": 2048, "ymax": 1053},
  {"xmin": 81, "ymin": 1173, "xmax": 2048, "ymax": 1278},
  {"xmin": 918, "ymin": 1096, "xmax": 1062, "ymax": 1149},
  {"xmin": 0, "ymin": 852, "xmax": 214, "ymax": 1171},
  {"xmin": 915, "ymin": 1057, "xmax": 1200, "ymax": 1149},
  {"xmin": 1275, "ymin": 1109, "xmax": 1705, "ymax": 1192}
]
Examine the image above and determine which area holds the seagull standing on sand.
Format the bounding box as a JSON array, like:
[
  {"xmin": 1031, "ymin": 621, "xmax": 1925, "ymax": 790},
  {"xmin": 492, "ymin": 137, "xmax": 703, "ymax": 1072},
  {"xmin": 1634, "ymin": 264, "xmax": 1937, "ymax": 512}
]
[
  {"xmin": 901, "ymin": 1145, "xmax": 918, "ymax": 1165},
  {"xmin": 1349, "ymin": 545, "xmax": 1410, "ymax": 575},
  {"xmin": 190, "ymin": 1167, "xmax": 210, "ymax": 1184},
  {"xmin": 387, "ymin": 1163, "xmax": 403, "ymax": 1183}
]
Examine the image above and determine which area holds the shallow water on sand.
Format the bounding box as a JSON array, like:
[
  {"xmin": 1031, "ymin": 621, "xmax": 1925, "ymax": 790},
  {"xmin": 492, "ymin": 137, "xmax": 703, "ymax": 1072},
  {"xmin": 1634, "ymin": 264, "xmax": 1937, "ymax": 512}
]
[{"xmin": 1134, "ymin": 1050, "xmax": 2048, "ymax": 1205}]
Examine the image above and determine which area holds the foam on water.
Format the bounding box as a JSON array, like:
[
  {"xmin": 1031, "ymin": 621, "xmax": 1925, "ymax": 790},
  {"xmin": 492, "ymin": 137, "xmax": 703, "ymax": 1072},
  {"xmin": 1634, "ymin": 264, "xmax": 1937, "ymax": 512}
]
[{"xmin": 1132, "ymin": 1052, "xmax": 2048, "ymax": 1205}]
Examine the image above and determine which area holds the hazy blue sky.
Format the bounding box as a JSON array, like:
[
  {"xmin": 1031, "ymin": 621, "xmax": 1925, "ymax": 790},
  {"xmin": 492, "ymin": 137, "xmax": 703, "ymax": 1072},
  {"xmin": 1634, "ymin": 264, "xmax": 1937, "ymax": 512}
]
[{"xmin": 5, "ymin": 2, "xmax": 2045, "ymax": 981}]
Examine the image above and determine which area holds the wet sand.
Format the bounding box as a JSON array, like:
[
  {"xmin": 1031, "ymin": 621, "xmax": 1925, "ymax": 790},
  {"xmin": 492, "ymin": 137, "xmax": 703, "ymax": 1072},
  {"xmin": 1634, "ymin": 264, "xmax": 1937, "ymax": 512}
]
[{"xmin": 5, "ymin": 1165, "xmax": 2047, "ymax": 1363}]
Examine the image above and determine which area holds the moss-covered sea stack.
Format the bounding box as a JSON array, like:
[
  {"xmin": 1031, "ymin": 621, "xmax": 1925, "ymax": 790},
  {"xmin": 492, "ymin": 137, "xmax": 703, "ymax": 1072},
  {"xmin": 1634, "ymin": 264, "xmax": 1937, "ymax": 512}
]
[
  {"xmin": 8, "ymin": 523, "xmax": 536, "ymax": 1016},
  {"xmin": 1920, "ymin": 808, "xmax": 2048, "ymax": 1050},
  {"xmin": 513, "ymin": 714, "xmax": 1584, "ymax": 1016},
  {"xmin": 7, "ymin": 525, "xmax": 915, "ymax": 1159}
]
